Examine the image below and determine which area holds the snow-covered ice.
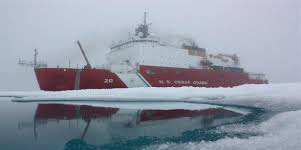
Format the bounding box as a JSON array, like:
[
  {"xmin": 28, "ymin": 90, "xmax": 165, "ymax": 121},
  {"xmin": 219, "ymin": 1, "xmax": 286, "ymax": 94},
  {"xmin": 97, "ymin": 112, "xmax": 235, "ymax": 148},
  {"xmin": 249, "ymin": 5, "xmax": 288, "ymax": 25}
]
[
  {"xmin": 146, "ymin": 110, "xmax": 301, "ymax": 150},
  {"xmin": 1, "ymin": 83, "xmax": 300, "ymax": 111}
]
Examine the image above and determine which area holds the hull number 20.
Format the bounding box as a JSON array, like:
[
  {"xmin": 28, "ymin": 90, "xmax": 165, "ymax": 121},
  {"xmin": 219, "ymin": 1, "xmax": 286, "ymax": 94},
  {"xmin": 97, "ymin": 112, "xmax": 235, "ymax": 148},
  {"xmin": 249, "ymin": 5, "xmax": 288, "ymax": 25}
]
[{"xmin": 104, "ymin": 79, "xmax": 114, "ymax": 84}]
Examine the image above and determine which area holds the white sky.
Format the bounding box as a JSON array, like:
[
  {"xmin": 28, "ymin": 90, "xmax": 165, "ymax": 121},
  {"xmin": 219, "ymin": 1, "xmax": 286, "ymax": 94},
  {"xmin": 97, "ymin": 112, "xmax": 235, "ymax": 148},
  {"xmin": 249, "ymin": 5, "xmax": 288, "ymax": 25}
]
[{"xmin": 0, "ymin": 0, "xmax": 300, "ymax": 91}]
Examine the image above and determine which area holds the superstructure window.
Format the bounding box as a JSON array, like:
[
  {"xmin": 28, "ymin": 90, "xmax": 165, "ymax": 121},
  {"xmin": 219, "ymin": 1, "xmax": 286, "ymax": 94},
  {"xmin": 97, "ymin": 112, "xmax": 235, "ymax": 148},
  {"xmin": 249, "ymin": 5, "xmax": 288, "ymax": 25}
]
[{"xmin": 145, "ymin": 69, "xmax": 156, "ymax": 75}]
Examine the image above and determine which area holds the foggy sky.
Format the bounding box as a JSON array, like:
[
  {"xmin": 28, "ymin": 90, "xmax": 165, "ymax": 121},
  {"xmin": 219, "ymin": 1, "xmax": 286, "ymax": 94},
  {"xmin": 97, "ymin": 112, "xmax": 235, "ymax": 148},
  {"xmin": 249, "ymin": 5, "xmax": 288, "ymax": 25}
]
[{"xmin": 0, "ymin": 0, "xmax": 300, "ymax": 91}]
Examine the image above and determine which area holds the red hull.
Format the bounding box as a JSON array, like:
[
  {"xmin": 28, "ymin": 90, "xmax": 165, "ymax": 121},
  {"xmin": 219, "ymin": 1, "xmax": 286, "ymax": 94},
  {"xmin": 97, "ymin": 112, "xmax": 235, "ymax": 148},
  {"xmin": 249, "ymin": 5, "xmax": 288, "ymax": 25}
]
[
  {"xmin": 140, "ymin": 65, "xmax": 267, "ymax": 87},
  {"xmin": 35, "ymin": 68, "xmax": 127, "ymax": 91},
  {"xmin": 35, "ymin": 65, "xmax": 267, "ymax": 91}
]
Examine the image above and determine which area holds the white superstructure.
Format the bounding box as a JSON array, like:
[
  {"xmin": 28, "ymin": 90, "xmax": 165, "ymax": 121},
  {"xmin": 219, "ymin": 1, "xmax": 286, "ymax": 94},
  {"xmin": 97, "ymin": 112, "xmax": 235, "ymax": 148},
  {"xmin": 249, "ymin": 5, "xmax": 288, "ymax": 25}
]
[{"xmin": 106, "ymin": 13, "xmax": 241, "ymax": 74}]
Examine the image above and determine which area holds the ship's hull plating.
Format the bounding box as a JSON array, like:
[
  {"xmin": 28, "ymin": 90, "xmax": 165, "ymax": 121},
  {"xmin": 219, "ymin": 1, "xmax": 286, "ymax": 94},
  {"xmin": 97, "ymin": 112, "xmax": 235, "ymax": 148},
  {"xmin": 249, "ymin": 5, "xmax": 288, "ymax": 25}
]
[
  {"xmin": 35, "ymin": 68, "xmax": 127, "ymax": 91},
  {"xmin": 35, "ymin": 65, "xmax": 267, "ymax": 91}
]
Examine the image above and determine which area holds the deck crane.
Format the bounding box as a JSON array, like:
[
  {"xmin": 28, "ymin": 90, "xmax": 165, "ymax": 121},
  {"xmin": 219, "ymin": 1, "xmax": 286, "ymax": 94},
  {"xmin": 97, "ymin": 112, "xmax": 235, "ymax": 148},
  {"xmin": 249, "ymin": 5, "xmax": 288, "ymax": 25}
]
[{"xmin": 77, "ymin": 41, "xmax": 92, "ymax": 69}]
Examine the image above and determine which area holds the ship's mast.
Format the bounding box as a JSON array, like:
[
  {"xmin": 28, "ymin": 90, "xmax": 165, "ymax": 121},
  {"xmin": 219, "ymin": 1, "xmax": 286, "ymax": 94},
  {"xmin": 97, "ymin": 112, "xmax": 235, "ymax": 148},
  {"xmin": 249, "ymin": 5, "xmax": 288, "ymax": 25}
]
[
  {"xmin": 135, "ymin": 12, "xmax": 151, "ymax": 38},
  {"xmin": 34, "ymin": 49, "xmax": 37, "ymax": 68},
  {"xmin": 144, "ymin": 12, "xmax": 147, "ymax": 26},
  {"xmin": 18, "ymin": 49, "xmax": 47, "ymax": 68}
]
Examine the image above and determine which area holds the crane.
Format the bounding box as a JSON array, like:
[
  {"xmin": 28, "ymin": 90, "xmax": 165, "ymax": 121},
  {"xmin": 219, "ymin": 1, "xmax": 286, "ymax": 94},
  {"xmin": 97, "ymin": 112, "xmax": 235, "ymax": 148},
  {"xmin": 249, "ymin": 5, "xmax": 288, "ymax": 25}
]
[{"xmin": 77, "ymin": 41, "xmax": 92, "ymax": 69}]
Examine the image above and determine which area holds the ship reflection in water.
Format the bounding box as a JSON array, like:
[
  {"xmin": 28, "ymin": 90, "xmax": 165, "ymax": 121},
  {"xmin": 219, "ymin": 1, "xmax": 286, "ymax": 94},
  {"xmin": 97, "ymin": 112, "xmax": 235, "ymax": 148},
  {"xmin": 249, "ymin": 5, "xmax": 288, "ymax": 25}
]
[{"xmin": 17, "ymin": 102, "xmax": 245, "ymax": 149}]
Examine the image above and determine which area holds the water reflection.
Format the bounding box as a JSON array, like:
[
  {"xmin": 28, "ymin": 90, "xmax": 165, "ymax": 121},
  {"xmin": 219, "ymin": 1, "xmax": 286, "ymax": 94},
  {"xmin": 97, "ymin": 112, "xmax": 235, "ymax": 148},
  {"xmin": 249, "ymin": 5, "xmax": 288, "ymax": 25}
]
[{"xmin": 16, "ymin": 102, "xmax": 245, "ymax": 149}]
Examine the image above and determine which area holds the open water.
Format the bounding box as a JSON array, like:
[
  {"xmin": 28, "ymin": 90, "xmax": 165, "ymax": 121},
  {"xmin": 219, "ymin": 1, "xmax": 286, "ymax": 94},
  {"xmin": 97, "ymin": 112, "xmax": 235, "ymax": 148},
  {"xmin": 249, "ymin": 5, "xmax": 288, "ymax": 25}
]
[{"xmin": 0, "ymin": 97, "xmax": 269, "ymax": 150}]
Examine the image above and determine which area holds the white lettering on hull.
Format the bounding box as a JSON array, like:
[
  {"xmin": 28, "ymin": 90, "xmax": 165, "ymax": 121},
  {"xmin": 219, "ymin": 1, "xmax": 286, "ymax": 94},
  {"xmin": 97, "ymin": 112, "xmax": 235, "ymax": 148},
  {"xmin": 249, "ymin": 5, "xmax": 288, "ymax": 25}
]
[
  {"xmin": 192, "ymin": 81, "xmax": 208, "ymax": 85},
  {"xmin": 104, "ymin": 79, "xmax": 114, "ymax": 84},
  {"xmin": 158, "ymin": 80, "xmax": 208, "ymax": 85},
  {"xmin": 174, "ymin": 80, "xmax": 190, "ymax": 85}
]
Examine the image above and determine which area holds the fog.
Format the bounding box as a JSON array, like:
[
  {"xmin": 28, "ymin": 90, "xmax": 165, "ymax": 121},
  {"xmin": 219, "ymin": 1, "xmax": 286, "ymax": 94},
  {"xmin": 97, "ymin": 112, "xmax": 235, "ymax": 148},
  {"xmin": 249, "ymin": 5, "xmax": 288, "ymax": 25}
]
[{"xmin": 0, "ymin": 0, "xmax": 300, "ymax": 91}]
